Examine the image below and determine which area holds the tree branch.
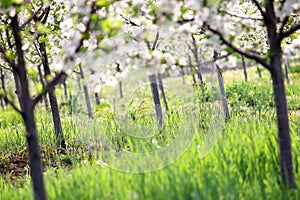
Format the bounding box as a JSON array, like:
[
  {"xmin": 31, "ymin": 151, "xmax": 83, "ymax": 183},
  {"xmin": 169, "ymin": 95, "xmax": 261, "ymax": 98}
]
[
  {"xmin": 279, "ymin": 22, "xmax": 300, "ymax": 40},
  {"xmin": 279, "ymin": 16, "xmax": 289, "ymax": 34},
  {"xmin": 205, "ymin": 25, "xmax": 270, "ymax": 70},
  {"xmin": 152, "ymin": 31, "xmax": 159, "ymax": 50},
  {"xmin": 20, "ymin": 5, "xmax": 43, "ymax": 29},
  {"xmin": 0, "ymin": 94, "xmax": 22, "ymax": 114},
  {"xmin": 32, "ymin": 72, "xmax": 67, "ymax": 106},
  {"xmin": 251, "ymin": 0, "xmax": 267, "ymax": 21},
  {"xmin": 218, "ymin": 9, "xmax": 263, "ymax": 21},
  {"xmin": 0, "ymin": 44, "xmax": 18, "ymax": 71}
]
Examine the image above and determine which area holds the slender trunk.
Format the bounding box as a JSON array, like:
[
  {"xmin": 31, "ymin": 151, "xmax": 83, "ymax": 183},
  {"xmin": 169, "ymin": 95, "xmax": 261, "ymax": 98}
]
[
  {"xmin": 0, "ymin": 96, "xmax": 3, "ymax": 110},
  {"xmin": 10, "ymin": 14, "xmax": 47, "ymax": 200},
  {"xmin": 77, "ymin": 76, "xmax": 82, "ymax": 90},
  {"xmin": 188, "ymin": 55, "xmax": 197, "ymax": 85},
  {"xmin": 191, "ymin": 35, "xmax": 205, "ymax": 98},
  {"xmin": 157, "ymin": 73, "xmax": 169, "ymax": 113},
  {"xmin": 284, "ymin": 60, "xmax": 290, "ymax": 84},
  {"xmin": 216, "ymin": 64, "xmax": 230, "ymax": 120},
  {"xmin": 79, "ymin": 65, "xmax": 93, "ymax": 118},
  {"xmin": 37, "ymin": 65, "xmax": 49, "ymax": 110},
  {"xmin": 0, "ymin": 69, "xmax": 7, "ymax": 107},
  {"xmin": 119, "ymin": 81, "xmax": 123, "ymax": 98},
  {"xmin": 24, "ymin": 107, "xmax": 47, "ymax": 200},
  {"xmin": 149, "ymin": 74, "xmax": 163, "ymax": 127},
  {"xmin": 39, "ymin": 42, "xmax": 66, "ymax": 149},
  {"xmin": 271, "ymin": 57, "xmax": 295, "ymax": 188},
  {"xmin": 95, "ymin": 93, "xmax": 100, "ymax": 105},
  {"xmin": 62, "ymin": 78, "xmax": 68, "ymax": 100},
  {"xmin": 180, "ymin": 67, "xmax": 185, "ymax": 84},
  {"xmin": 242, "ymin": 55, "xmax": 248, "ymax": 82},
  {"xmin": 13, "ymin": 71, "xmax": 24, "ymax": 110},
  {"xmin": 257, "ymin": 65, "xmax": 262, "ymax": 78}
]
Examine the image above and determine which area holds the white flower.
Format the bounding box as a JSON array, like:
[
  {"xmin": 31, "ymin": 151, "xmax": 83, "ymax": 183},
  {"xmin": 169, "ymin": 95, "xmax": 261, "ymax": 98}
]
[{"xmin": 151, "ymin": 139, "xmax": 157, "ymax": 144}]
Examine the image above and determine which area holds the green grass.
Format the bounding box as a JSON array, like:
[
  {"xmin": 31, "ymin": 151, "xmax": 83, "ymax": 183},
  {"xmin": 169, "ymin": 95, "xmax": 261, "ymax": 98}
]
[{"xmin": 0, "ymin": 65, "xmax": 300, "ymax": 199}]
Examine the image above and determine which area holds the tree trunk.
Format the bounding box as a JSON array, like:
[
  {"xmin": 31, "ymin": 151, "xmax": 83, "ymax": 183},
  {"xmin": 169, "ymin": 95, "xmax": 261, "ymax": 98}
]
[
  {"xmin": 284, "ymin": 60, "xmax": 290, "ymax": 84},
  {"xmin": 180, "ymin": 67, "xmax": 185, "ymax": 84},
  {"xmin": 0, "ymin": 69, "xmax": 7, "ymax": 107},
  {"xmin": 119, "ymin": 81, "xmax": 123, "ymax": 98},
  {"xmin": 149, "ymin": 74, "xmax": 163, "ymax": 127},
  {"xmin": 13, "ymin": 71, "xmax": 24, "ymax": 110},
  {"xmin": 37, "ymin": 64, "xmax": 49, "ymax": 110},
  {"xmin": 95, "ymin": 93, "xmax": 100, "ymax": 105},
  {"xmin": 24, "ymin": 106, "xmax": 47, "ymax": 200},
  {"xmin": 216, "ymin": 64, "xmax": 230, "ymax": 120},
  {"xmin": 157, "ymin": 73, "xmax": 169, "ymax": 113},
  {"xmin": 77, "ymin": 76, "xmax": 82, "ymax": 90},
  {"xmin": 242, "ymin": 55, "xmax": 248, "ymax": 82},
  {"xmin": 191, "ymin": 35, "xmax": 205, "ymax": 98},
  {"xmin": 62, "ymin": 78, "xmax": 68, "ymax": 100},
  {"xmin": 79, "ymin": 65, "xmax": 93, "ymax": 118},
  {"xmin": 188, "ymin": 55, "xmax": 197, "ymax": 85},
  {"xmin": 39, "ymin": 42, "xmax": 66, "ymax": 149},
  {"xmin": 10, "ymin": 13, "xmax": 47, "ymax": 200},
  {"xmin": 271, "ymin": 58, "xmax": 295, "ymax": 188},
  {"xmin": 257, "ymin": 66, "xmax": 262, "ymax": 78}
]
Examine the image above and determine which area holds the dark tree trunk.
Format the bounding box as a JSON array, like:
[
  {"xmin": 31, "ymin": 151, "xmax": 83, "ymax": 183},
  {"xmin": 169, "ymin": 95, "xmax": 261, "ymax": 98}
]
[
  {"xmin": 13, "ymin": 71, "xmax": 24, "ymax": 110},
  {"xmin": 62, "ymin": 78, "xmax": 68, "ymax": 100},
  {"xmin": 10, "ymin": 14, "xmax": 47, "ymax": 200},
  {"xmin": 149, "ymin": 74, "xmax": 163, "ymax": 127},
  {"xmin": 0, "ymin": 96, "xmax": 3, "ymax": 109},
  {"xmin": 119, "ymin": 81, "xmax": 123, "ymax": 98},
  {"xmin": 95, "ymin": 93, "xmax": 100, "ymax": 105},
  {"xmin": 216, "ymin": 64, "xmax": 230, "ymax": 120},
  {"xmin": 39, "ymin": 42, "xmax": 66, "ymax": 149},
  {"xmin": 284, "ymin": 60, "xmax": 290, "ymax": 84},
  {"xmin": 79, "ymin": 65, "xmax": 93, "ymax": 118},
  {"xmin": 271, "ymin": 57, "xmax": 295, "ymax": 188},
  {"xmin": 242, "ymin": 55, "xmax": 248, "ymax": 82},
  {"xmin": 24, "ymin": 106, "xmax": 47, "ymax": 200},
  {"xmin": 157, "ymin": 73, "xmax": 169, "ymax": 113},
  {"xmin": 0, "ymin": 69, "xmax": 7, "ymax": 107},
  {"xmin": 37, "ymin": 64, "xmax": 49, "ymax": 110}
]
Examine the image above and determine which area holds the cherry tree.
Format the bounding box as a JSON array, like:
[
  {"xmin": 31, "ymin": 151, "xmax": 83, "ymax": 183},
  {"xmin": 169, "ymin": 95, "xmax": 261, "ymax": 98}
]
[{"xmin": 113, "ymin": 0, "xmax": 300, "ymax": 188}]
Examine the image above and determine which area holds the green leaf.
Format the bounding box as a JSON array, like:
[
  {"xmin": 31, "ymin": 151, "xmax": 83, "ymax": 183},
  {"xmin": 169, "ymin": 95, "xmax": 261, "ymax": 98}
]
[
  {"xmin": 37, "ymin": 23, "xmax": 51, "ymax": 34},
  {"xmin": 36, "ymin": 82, "xmax": 43, "ymax": 94}
]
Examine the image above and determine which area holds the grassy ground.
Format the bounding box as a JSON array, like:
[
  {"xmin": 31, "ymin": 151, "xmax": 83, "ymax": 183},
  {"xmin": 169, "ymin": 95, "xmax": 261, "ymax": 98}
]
[{"xmin": 0, "ymin": 65, "xmax": 300, "ymax": 199}]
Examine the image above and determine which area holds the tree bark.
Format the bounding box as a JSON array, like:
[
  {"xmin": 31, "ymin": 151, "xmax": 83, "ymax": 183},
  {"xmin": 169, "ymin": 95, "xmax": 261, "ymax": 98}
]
[
  {"xmin": 24, "ymin": 105, "xmax": 47, "ymax": 200},
  {"xmin": 0, "ymin": 69, "xmax": 7, "ymax": 107},
  {"xmin": 284, "ymin": 60, "xmax": 290, "ymax": 84},
  {"xmin": 190, "ymin": 35, "xmax": 205, "ymax": 99},
  {"xmin": 13, "ymin": 71, "xmax": 24, "ymax": 110},
  {"xmin": 10, "ymin": 13, "xmax": 47, "ymax": 200},
  {"xmin": 37, "ymin": 64, "xmax": 49, "ymax": 110},
  {"xmin": 188, "ymin": 55, "xmax": 197, "ymax": 85},
  {"xmin": 39, "ymin": 42, "xmax": 66, "ymax": 149},
  {"xmin": 95, "ymin": 92, "xmax": 100, "ymax": 105},
  {"xmin": 271, "ymin": 57, "xmax": 295, "ymax": 188},
  {"xmin": 119, "ymin": 80, "xmax": 123, "ymax": 98},
  {"xmin": 79, "ymin": 65, "xmax": 93, "ymax": 118},
  {"xmin": 216, "ymin": 64, "xmax": 230, "ymax": 120},
  {"xmin": 242, "ymin": 55, "xmax": 248, "ymax": 82},
  {"xmin": 157, "ymin": 73, "xmax": 169, "ymax": 113},
  {"xmin": 180, "ymin": 67, "xmax": 185, "ymax": 84},
  {"xmin": 149, "ymin": 74, "xmax": 163, "ymax": 127},
  {"xmin": 62, "ymin": 78, "xmax": 68, "ymax": 100}
]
